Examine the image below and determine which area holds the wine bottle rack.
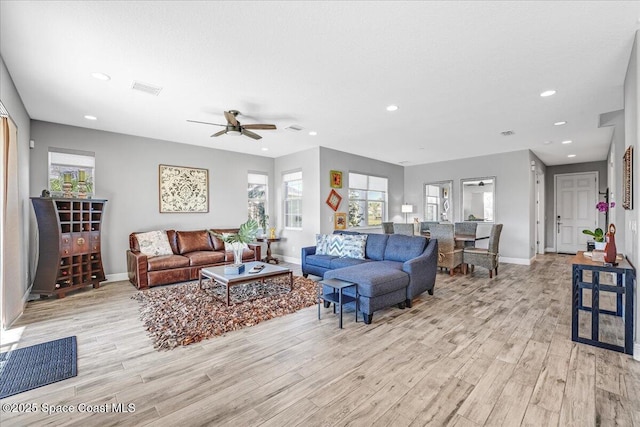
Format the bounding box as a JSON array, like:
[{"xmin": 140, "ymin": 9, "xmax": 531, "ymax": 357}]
[{"xmin": 31, "ymin": 197, "xmax": 108, "ymax": 298}]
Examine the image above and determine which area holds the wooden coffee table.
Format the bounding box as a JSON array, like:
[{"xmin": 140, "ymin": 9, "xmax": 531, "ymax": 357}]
[{"xmin": 199, "ymin": 261, "xmax": 293, "ymax": 306}]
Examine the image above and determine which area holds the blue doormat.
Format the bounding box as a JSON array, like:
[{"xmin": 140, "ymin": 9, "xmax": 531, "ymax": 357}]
[{"xmin": 0, "ymin": 336, "xmax": 77, "ymax": 399}]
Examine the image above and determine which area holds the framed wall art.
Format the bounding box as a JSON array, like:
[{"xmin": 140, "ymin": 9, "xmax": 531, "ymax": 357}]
[
  {"xmin": 326, "ymin": 189, "xmax": 342, "ymax": 211},
  {"xmin": 334, "ymin": 212, "xmax": 347, "ymax": 230},
  {"xmin": 330, "ymin": 170, "xmax": 343, "ymax": 188},
  {"xmin": 159, "ymin": 164, "xmax": 209, "ymax": 213},
  {"xmin": 622, "ymin": 146, "xmax": 633, "ymax": 210}
]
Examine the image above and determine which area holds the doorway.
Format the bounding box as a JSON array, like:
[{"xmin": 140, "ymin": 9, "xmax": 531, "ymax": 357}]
[{"xmin": 554, "ymin": 172, "xmax": 598, "ymax": 254}]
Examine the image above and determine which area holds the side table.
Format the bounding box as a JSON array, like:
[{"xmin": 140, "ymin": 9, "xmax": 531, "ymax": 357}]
[
  {"xmin": 318, "ymin": 278, "xmax": 358, "ymax": 328},
  {"xmin": 256, "ymin": 237, "xmax": 281, "ymax": 264},
  {"xmin": 571, "ymin": 251, "xmax": 635, "ymax": 355}
]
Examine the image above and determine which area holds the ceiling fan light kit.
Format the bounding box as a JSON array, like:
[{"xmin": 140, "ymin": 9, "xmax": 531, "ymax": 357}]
[{"xmin": 188, "ymin": 109, "xmax": 277, "ymax": 140}]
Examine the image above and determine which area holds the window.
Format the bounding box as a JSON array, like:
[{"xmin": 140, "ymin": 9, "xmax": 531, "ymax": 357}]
[
  {"xmin": 283, "ymin": 171, "xmax": 302, "ymax": 229},
  {"xmin": 348, "ymin": 173, "xmax": 388, "ymax": 227},
  {"xmin": 48, "ymin": 149, "xmax": 95, "ymax": 196},
  {"xmin": 248, "ymin": 172, "xmax": 268, "ymax": 229}
]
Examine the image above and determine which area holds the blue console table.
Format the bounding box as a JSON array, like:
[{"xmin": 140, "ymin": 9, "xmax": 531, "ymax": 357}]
[{"xmin": 571, "ymin": 251, "xmax": 635, "ymax": 355}]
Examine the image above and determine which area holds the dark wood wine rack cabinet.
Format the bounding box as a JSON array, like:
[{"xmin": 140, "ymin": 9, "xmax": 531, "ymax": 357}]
[{"xmin": 31, "ymin": 197, "xmax": 108, "ymax": 298}]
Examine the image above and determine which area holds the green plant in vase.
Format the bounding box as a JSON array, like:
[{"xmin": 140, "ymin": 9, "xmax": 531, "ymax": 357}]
[
  {"xmin": 582, "ymin": 227, "xmax": 605, "ymax": 250},
  {"xmin": 210, "ymin": 219, "xmax": 259, "ymax": 265}
]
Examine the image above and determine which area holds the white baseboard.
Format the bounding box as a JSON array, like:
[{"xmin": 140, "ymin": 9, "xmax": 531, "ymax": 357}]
[
  {"xmin": 634, "ymin": 343, "xmax": 640, "ymax": 361},
  {"xmin": 499, "ymin": 256, "xmax": 532, "ymax": 266},
  {"xmin": 545, "ymin": 247, "xmax": 555, "ymax": 253},
  {"xmin": 104, "ymin": 272, "xmax": 129, "ymax": 283},
  {"xmin": 280, "ymin": 255, "xmax": 301, "ymax": 264}
]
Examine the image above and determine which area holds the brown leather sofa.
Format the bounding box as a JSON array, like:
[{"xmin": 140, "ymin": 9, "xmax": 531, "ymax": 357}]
[{"xmin": 127, "ymin": 229, "xmax": 261, "ymax": 289}]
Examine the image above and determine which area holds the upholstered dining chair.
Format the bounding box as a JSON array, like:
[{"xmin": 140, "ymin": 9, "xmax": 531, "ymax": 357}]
[
  {"xmin": 393, "ymin": 223, "xmax": 414, "ymax": 236},
  {"xmin": 430, "ymin": 223, "xmax": 463, "ymax": 276},
  {"xmin": 420, "ymin": 221, "xmax": 439, "ymax": 234},
  {"xmin": 454, "ymin": 221, "xmax": 478, "ymax": 248},
  {"xmin": 382, "ymin": 222, "xmax": 394, "ymax": 234},
  {"xmin": 463, "ymin": 223, "xmax": 503, "ymax": 278}
]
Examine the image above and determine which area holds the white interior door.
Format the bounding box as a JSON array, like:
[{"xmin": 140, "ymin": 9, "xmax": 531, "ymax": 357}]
[{"xmin": 555, "ymin": 172, "xmax": 597, "ymax": 253}]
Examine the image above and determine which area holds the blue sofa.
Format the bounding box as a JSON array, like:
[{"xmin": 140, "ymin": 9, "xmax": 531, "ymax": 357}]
[{"xmin": 301, "ymin": 232, "xmax": 438, "ymax": 324}]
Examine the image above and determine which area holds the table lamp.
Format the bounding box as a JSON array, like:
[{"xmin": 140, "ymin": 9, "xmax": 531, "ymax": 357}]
[{"xmin": 401, "ymin": 204, "xmax": 413, "ymax": 223}]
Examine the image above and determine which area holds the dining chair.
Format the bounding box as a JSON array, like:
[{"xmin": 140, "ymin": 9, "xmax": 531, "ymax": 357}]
[
  {"xmin": 382, "ymin": 222, "xmax": 394, "ymax": 234},
  {"xmin": 420, "ymin": 221, "xmax": 439, "ymax": 234},
  {"xmin": 463, "ymin": 223, "xmax": 503, "ymax": 278},
  {"xmin": 393, "ymin": 223, "xmax": 414, "ymax": 236},
  {"xmin": 454, "ymin": 221, "xmax": 478, "ymax": 248},
  {"xmin": 430, "ymin": 223, "xmax": 463, "ymax": 276}
]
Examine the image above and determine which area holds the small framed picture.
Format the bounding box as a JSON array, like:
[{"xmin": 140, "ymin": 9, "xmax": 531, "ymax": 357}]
[
  {"xmin": 334, "ymin": 212, "xmax": 347, "ymax": 230},
  {"xmin": 330, "ymin": 170, "xmax": 343, "ymax": 188},
  {"xmin": 326, "ymin": 189, "xmax": 342, "ymax": 211}
]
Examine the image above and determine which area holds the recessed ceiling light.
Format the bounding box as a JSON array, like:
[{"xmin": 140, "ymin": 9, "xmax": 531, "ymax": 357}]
[
  {"xmin": 562, "ymin": 140, "xmax": 573, "ymax": 144},
  {"xmin": 386, "ymin": 105, "xmax": 398, "ymax": 112},
  {"xmin": 308, "ymin": 131, "xmax": 317, "ymax": 136},
  {"xmin": 261, "ymin": 147, "xmax": 268, "ymax": 151},
  {"xmin": 91, "ymin": 72, "xmax": 111, "ymax": 81},
  {"xmin": 543, "ymin": 140, "xmax": 553, "ymax": 145},
  {"xmin": 554, "ymin": 121, "xmax": 567, "ymax": 126},
  {"xmin": 540, "ymin": 90, "xmax": 556, "ymax": 97},
  {"xmin": 568, "ymin": 154, "xmax": 576, "ymax": 158},
  {"xmin": 84, "ymin": 115, "xmax": 97, "ymax": 120}
]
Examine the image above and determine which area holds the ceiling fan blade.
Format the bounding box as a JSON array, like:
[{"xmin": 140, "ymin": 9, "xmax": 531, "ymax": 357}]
[
  {"xmin": 242, "ymin": 129, "xmax": 262, "ymax": 140},
  {"xmin": 211, "ymin": 130, "xmax": 227, "ymax": 137},
  {"xmin": 224, "ymin": 111, "xmax": 239, "ymax": 127},
  {"xmin": 242, "ymin": 124, "xmax": 277, "ymax": 130},
  {"xmin": 187, "ymin": 119, "xmax": 225, "ymax": 127}
]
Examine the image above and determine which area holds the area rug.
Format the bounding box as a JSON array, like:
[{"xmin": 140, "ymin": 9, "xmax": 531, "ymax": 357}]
[
  {"xmin": 132, "ymin": 276, "xmax": 318, "ymax": 350},
  {"xmin": 0, "ymin": 336, "xmax": 78, "ymax": 399}
]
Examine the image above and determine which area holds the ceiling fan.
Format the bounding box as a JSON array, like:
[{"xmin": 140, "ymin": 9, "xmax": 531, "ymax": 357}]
[{"xmin": 187, "ymin": 110, "xmax": 276, "ymax": 140}]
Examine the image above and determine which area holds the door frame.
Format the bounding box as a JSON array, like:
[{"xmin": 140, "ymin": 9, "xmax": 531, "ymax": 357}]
[
  {"xmin": 535, "ymin": 171, "xmax": 545, "ymax": 254},
  {"xmin": 553, "ymin": 171, "xmax": 599, "ymax": 253}
]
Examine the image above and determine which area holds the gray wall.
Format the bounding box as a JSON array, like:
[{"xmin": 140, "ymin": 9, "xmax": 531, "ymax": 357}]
[
  {"xmin": 405, "ymin": 150, "xmax": 533, "ymax": 263},
  {"xmin": 29, "ymin": 120, "xmax": 274, "ymax": 278},
  {"xmin": 544, "ymin": 161, "xmax": 608, "ymax": 250},
  {"xmin": 1, "ymin": 55, "xmax": 31, "ymax": 327},
  {"xmin": 319, "ymin": 147, "xmax": 405, "ymax": 234},
  {"xmin": 274, "ymin": 147, "xmax": 320, "ymax": 261}
]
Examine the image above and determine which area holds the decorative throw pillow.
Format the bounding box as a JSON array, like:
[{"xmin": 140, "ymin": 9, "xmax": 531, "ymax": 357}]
[
  {"xmin": 315, "ymin": 234, "xmax": 331, "ymax": 255},
  {"xmin": 136, "ymin": 230, "xmax": 173, "ymax": 257},
  {"xmin": 340, "ymin": 234, "xmax": 368, "ymax": 259}
]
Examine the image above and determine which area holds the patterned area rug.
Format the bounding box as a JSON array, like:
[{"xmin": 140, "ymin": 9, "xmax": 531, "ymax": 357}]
[{"xmin": 132, "ymin": 276, "xmax": 318, "ymax": 350}]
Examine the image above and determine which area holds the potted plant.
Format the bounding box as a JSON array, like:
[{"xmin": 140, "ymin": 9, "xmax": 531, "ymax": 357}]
[
  {"xmin": 210, "ymin": 219, "xmax": 259, "ymax": 266},
  {"xmin": 582, "ymin": 227, "xmax": 605, "ymax": 250}
]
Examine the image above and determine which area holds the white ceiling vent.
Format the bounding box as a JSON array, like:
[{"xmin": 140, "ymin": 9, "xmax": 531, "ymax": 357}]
[
  {"xmin": 131, "ymin": 81, "xmax": 162, "ymax": 96},
  {"xmin": 285, "ymin": 124, "xmax": 304, "ymax": 132}
]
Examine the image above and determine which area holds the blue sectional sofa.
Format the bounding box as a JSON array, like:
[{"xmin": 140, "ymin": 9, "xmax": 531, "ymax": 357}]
[{"xmin": 301, "ymin": 232, "xmax": 438, "ymax": 324}]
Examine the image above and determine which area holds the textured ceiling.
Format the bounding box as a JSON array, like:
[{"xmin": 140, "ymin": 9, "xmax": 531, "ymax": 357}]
[{"xmin": 1, "ymin": 1, "xmax": 639, "ymax": 166}]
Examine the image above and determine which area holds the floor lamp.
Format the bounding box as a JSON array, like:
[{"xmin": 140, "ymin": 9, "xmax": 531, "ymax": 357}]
[{"xmin": 401, "ymin": 204, "xmax": 413, "ymax": 224}]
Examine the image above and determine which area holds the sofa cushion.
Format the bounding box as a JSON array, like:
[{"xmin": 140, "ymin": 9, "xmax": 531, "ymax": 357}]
[
  {"xmin": 210, "ymin": 234, "xmax": 225, "ymax": 251},
  {"xmin": 384, "ymin": 234, "xmax": 427, "ymax": 262},
  {"xmin": 147, "ymin": 254, "xmax": 190, "ymax": 271},
  {"xmin": 176, "ymin": 230, "xmax": 213, "ymax": 255},
  {"xmin": 365, "ymin": 233, "xmax": 389, "ymax": 261},
  {"xmin": 330, "ymin": 257, "xmax": 371, "ymax": 269},
  {"xmin": 305, "ymin": 254, "xmax": 336, "ymax": 269},
  {"xmin": 136, "ymin": 230, "xmax": 174, "ymax": 256},
  {"xmin": 184, "ymin": 251, "xmax": 225, "ymax": 266},
  {"xmin": 341, "ymin": 234, "xmax": 368, "ymax": 259},
  {"xmin": 324, "ymin": 264, "xmax": 409, "ymax": 298}
]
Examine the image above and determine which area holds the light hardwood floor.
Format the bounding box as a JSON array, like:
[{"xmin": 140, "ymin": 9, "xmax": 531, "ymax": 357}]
[{"xmin": 1, "ymin": 254, "xmax": 639, "ymax": 426}]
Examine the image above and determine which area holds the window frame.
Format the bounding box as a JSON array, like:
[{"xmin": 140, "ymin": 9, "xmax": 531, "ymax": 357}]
[
  {"xmin": 48, "ymin": 148, "xmax": 96, "ymax": 196},
  {"xmin": 348, "ymin": 172, "xmax": 388, "ymax": 228},
  {"xmin": 283, "ymin": 170, "xmax": 303, "ymax": 230},
  {"xmin": 248, "ymin": 172, "xmax": 269, "ymax": 228}
]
